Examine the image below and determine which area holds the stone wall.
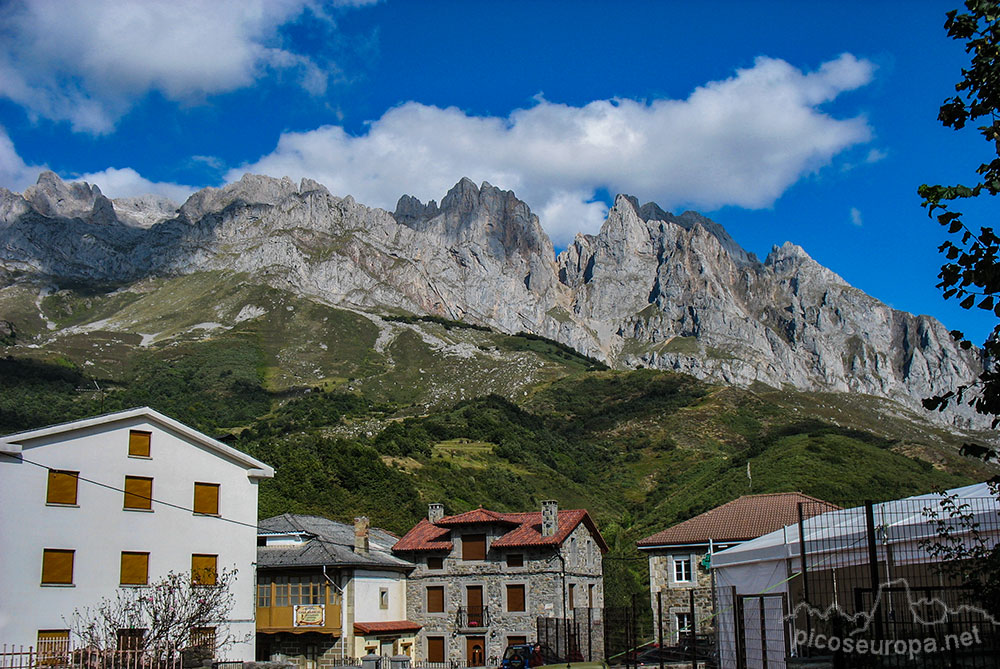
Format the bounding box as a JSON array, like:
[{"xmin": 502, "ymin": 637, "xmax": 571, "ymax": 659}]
[
  {"xmin": 258, "ymin": 632, "xmax": 345, "ymax": 669},
  {"xmin": 403, "ymin": 522, "xmax": 605, "ymax": 663},
  {"xmin": 647, "ymin": 548, "xmax": 714, "ymax": 639}
]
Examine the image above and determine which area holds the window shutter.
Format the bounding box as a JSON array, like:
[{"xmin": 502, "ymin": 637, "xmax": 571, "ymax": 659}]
[
  {"xmin": 191, "ymin": 554, "xmax": 218, "ymax": 586},
  {"xmin": 426, "ymin": 585, "xmax": 444, "ymax": 612},
  {"xmin": 462, "ymin": 534, "xmax": 486, "ymax": 561},
  {"xmin": 128, "ymin": 431, "xmax": 151, "ymax": 457},
  {"xmin": 41, "ymin": 549, "xmax": 74, "ymax": 584},
  {"xmin": 427, "ymin": 637, "xmax": 445, "ymax": 663},
  {"xmin": 193, "ymin": 483, "xmax": 220, "ymax": 515},
  {"xmin": 506, "ymin": 553, "xmax": 523, "ymax": 567},
  {"xmin": 124, "ymin": 476, "xmax": 153, "ymax": 510},
  {"xmin": 427, "ymin": 556, "xmax": 444, "ymax": 570},
  {"xmin": 37, "ymin": 630, "xmax": 69, "ymax": 660},
  {"xmin": 46, "ymin": 470, "xmax": 79, "ymax": 505},
  {"xmin": 506, "ymin": 584, "xmax": 525, "ymax": 612},
  {"xmin": 120, "ymin": 552, "xmax": 149, "ymax": 585}
]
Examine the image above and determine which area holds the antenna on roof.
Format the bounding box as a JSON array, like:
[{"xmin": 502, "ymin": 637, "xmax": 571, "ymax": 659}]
[{"xmin": 75, "ymin": 379, "xmax": 105, "ymax": 413}]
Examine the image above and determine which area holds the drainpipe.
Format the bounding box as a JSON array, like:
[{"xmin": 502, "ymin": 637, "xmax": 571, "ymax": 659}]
[{"xmin": 323, "ymin": 566, "xmax": 348, "ymax": 660}]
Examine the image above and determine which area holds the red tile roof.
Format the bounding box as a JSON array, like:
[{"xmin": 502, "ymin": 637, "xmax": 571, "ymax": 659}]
[
  {"xmin": 636, "ymin": 492, "xmax": 840, "ymax": 547},
  {"xmin": 390, "ymin": 518, "xmax": 453, "ymax": 552},
  {"xmin": 393, "ymin": 508, "xmax": 609, "ymax": 554},
  {"xmin": 354, "ymin": 621, "xmax": 422, "ymax": 635}
]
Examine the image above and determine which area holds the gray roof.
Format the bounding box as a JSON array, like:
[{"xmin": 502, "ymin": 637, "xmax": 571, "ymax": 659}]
[{"xmin": 257, "ymin": 514, "xmax": 413, "ymax": 571}]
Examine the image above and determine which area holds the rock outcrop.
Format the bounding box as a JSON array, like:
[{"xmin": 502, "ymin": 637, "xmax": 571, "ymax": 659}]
[{"xmin": 0, "ymin": 171, "xmax": 984, "ymax": 426}]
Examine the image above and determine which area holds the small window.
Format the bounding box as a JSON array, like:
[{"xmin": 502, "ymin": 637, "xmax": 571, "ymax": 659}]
[
  {"xmin": 673, "ymin": 557, "xmax": 693, "ymax": 582},
  {"xmin": 588, "ymin": 583, "xmax": 595, "ymax": 608},
  {"xmin": 46, "ymin": 470, "xmax": 79, "ymax": 505},
  {"xmin": 380, "ymin": 588, "xmax": 389, "ymax": 609},
  {"xmin": 426, "ymin": 585, "xmax": 444, "ymax": 613},
  {"xmin": 37, "ymin": 630, "xmax": 69, "ymax": 662},
  {"xmin": 427, "ymin": 556, "xmax": 444, "ymax": 570},
  {"xmin": 117, "ymin": 629, "xmax": 145, "ymax": 651},
  {"xmin": 128, "ymin": 431, "xmax": 151, "ymax": 457},
  {"xmin": 506, "ymin": 584, "xmax": 525, "ymax": 612},
  {"xmin": 193, "ymin": 482, "xmax": 220, "ymax": 515},
  {"xmin": 120, "ymin": 552, "xmax": 149, "ymax": 585},
  {"xmin": 256, "ymin": 576, "xmax": 271, "ymax": 607},
  {"xmin": 568, "ymin": 583, "xmax": 576, "ymax": 610},
  {"xmin": 427, "ymin": 637, "xmax": 445, "ymax": 663},
  {"xmin": 191, "ymin": 554, "xmax": 218, "ymax": 586},
  {"xmin": 462, "ymin": 533, "xmax": 486, "ymax": 561},
  {"xmin": 124, "ymin": 476, "xmax": 153, "ymax": 510},
  {"xmin": 506, "ymin": 553, "xmax": 523, "ymax": 568},
  {"xmin": 507, "ymin": 636, "xmax": 527, "ymax": 648},
  {"xmin": 191, "ymin": 627, "xmax": 216, "ymax": 650},
  {"xmin": 675, "ymin": 612, "xmax": 692, "ymax": 642},
  {"xmin": 41, "ymin": 549, "xmax": 74, "ymax": 585}
]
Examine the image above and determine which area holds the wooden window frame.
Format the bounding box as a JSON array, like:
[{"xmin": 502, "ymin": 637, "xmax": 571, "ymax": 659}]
[
  {"xmin": 506, "ymin": 583, "xmax": 526, "ymax": 612},
  {"xmin": 41, "ymin": 549, "xmax": 75, "ymax": 585},
  {"xmin": 426, "ymin": 637, "xmax": 446, "ymax": 663},
  {"xmin": 193, "ymin": 482, "xmax": 220, "ymax": 516},
  {"xmin": 120, "ymin": 551, "xmax": 150, "ymax": 586},
  {"xmin": 123, "ymin": 476, "xmax": 153, "ymax": 511},
  {"xmin": 426, "ymin": 585, "xmax": 445, "ymax": 613},
  {"xmin": 461, "ymin": 533, "xmax": 486, "ymax": 561},
  {"xmin": 191, "ymin": 554, "xmax": 218, "ymax": 586},
  {"xmin": 128, "ymin": 430, "xmax": 151, "ymax": 458},
  {"xmin": 46, "ymin": 470, "xmax": 79, "ymax": 506}
]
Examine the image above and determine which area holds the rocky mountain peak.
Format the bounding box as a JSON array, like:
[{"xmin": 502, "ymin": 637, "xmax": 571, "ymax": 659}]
[
  {"xmin": 23, "ymin": 171, "xmax": 113, "ymax": 222},
  {"xmin": 765, "ymin": 241, "xmax": 847, "ymax": 287}
]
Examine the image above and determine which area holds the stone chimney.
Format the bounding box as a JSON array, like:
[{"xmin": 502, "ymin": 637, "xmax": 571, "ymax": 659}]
[
  {"xmin": 428, "ymin": 503, "xmax": 445, "ymax": 524},
  {"xmin": 354, "ymin": 516, "xmax": 370, "ymax": 553},
  {"xmin": 541, "ymin": 500, "xmax": 558, "ymax": 537}
]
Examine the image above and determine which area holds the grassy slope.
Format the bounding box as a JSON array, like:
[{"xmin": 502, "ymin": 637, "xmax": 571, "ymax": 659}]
[{"xmin": 0, "ymin": 276, "xmax": 995, "ymax": 604}]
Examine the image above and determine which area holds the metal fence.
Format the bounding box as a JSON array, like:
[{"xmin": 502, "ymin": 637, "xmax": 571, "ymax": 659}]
[
  {"xmin": 0, "ymin": 644, "xmax": 184, "ymax": 669},
  {"xmin": 716, "ymin": 496, "xmax": 1000, "ymax": 669}
]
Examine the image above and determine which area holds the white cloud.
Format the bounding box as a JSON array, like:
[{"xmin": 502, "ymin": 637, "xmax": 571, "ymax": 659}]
[
  {"xmin": 228, "ymin": 54, "xmax": 875, "ymax": 247},
  {"xmin": 850, "ymin": 207, "xmax": 863, "ymax": 226},
  {"xmin": 865, "ymin": 148, "xmax": 887, "ymax": 163},
  {"xmin": 0, "ymin": 0, "xmax": 342, "ymax": 133},
  {"xmin": 77, "ymin": 167, "xmax": 196, "ymax": 203},
  {"xmin": 0, "ymin": 126, "xmax": 45, "ymax": 191}
]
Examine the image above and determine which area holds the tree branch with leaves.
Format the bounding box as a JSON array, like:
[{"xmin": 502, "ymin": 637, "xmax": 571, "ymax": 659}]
[{"xmin": 920, "ymin": 0, "xmax": 1000, "ymax": 425}]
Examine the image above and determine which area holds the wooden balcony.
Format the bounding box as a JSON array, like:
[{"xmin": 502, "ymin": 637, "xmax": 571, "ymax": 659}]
[{"xmin": 257, "ymin": 603, "xmax": 342, "ymax": 633}]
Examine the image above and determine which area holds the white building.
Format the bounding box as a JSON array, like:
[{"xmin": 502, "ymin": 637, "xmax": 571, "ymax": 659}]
[{"xmin": 0, "ymin": 407, "xmax": 274, "ymax": 659}]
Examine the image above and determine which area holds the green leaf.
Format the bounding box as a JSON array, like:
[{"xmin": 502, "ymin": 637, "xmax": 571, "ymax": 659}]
[{"xmin": 961, "ymin": 294, "xmax": 976, "ymax": 309}]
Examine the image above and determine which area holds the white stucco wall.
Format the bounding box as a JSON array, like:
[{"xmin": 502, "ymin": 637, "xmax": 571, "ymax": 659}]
[
  {"xmin": 353, "ymin": 569, "xmax": 407, "ymax": 623},
  {"xmin": 0, "ymin": 412, "xmax": 268, "ymax": 660}
]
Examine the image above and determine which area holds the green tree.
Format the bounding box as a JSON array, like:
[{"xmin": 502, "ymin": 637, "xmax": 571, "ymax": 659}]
[{"xmin": 920, "ymin": 0, "xmax": 1000, "ymax": 425}]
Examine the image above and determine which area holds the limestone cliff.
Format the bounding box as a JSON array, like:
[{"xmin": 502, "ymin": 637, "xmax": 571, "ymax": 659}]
[{"xmin": 0, "ymin": 172, "xmax": 984, "ymax": 427}]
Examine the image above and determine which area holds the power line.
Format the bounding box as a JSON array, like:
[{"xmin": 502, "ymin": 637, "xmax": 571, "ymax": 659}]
[{"xmin": 1, "ymin": 451, "xmax": 264, "ymax": 532}]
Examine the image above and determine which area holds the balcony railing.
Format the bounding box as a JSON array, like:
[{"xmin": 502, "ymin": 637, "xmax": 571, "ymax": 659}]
[{"xmin": 455, "ymin": 606, "xmax": 489, "ymax": 630}]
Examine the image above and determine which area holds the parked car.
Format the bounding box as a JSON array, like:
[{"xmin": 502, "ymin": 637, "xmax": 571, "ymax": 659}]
[{"xmin": 501, "ymin": 644, "xmax": 605, "ymax": 669}]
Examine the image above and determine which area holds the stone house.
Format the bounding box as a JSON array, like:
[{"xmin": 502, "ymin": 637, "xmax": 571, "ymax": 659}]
[
  {"xmin": 393, "ymin": 501, "xmax": 607, "ymax": 666},
  {"xmin": 636, "ymin": 492, "xmax": 838, "ymax": 643},
  {"xmin": 256, "ymin": 514, "xmax": 417, "ymax": 667},
  {"xmin": 0, "ymin": 407, "xmax": 273, "ymax": 660}
]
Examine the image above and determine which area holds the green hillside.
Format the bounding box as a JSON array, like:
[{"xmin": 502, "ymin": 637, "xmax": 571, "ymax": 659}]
[{"xmin": 0, "ymin": 275, "xmax": 994, "ymax": 604}]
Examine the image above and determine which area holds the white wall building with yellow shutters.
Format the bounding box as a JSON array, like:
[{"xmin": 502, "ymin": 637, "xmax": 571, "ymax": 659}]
[{"xmin": 0, "ymin": 407, "xmax": 273, "ymax": 659}]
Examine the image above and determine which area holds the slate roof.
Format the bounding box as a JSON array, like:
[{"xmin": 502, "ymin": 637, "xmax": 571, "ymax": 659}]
[
  {"xmin": 257, "ymin": 514, "xmax": 413, "ymax": 571},
  {"xmin": 636, "ymin": 493, "xmax": 839, "ymax": 548},
  {"xmin": 354, "ymin": 621, "xmax": 422, "ymax": 635},
  {"xmin": 393, "ymin": 507, "xmax": 609, "ymax": 553}
]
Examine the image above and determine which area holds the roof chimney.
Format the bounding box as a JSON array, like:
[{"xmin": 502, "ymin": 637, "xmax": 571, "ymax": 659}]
[
  {"xmin": 354, "ymin": 516, "xmax": 370, "ymax": 553},
  {"xmin": 541, "ymin": 500, "xmax": 558, "ymax": 537},
  {"xmin": 428, "ymin": 503, "xmax": 444, "ymax": 524}
]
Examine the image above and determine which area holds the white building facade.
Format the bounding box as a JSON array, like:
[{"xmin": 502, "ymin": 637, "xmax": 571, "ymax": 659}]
[{"xmin": 0, "ymin": 407, "xmax": 273, "ymax": 659}]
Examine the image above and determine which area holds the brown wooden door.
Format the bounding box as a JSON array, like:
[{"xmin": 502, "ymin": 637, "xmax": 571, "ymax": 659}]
[
  {"xmin": 467, "ymin": 636, "xmax": 486, "ymax": 667},
  {"xmin": 467, "ymin": 585, "xmax": 484, "ymax": 626}
]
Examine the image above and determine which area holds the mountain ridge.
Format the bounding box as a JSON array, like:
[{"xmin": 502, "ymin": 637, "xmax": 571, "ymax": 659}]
[{"xmin": 0, "ymin": 171, "xmax": 985, "ymax": 428}]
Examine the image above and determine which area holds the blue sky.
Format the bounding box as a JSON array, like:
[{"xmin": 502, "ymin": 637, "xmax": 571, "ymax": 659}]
[{"xmin": 0, "ymin": 0, "xmax": 996, "ymax": 342}]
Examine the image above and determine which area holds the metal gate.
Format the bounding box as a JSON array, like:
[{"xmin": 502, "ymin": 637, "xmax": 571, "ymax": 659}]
[{"xmin": 736, "ymin": 594, "xmax": 789, "ymax": 669}]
